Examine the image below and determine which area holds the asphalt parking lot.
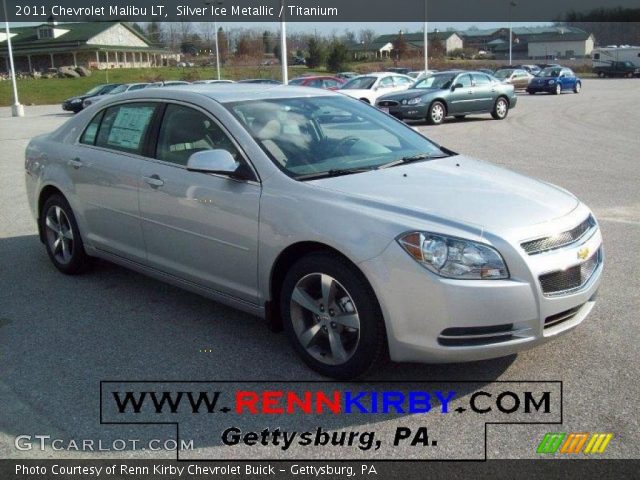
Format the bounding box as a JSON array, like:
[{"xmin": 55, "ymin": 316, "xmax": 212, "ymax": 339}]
[{"xmin": 0, "ymin": 79, "xmax": 638, "ymax": 460}]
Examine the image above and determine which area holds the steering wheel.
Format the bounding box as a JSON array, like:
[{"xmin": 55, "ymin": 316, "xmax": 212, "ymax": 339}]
[{"xmin": 332, "ymin": 136, "xmax": 360, "ymax": 156}]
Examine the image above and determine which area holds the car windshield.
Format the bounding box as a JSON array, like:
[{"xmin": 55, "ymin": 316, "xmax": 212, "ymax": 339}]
[
  {"xmin": 494, "ymin": 69, "xmax": 514, "ymax": 78},
  {"xmin": 85, "ymin": 84, "xmax": 107, "ymax": 95},
  {"xmin": 412, "ymin": 73, "xmax": 456, "ymax": 89},
  {"xmin": 341, "ymin": 77, "xmax": 377, "ymax": 90},
  {"xmin": 540, "ymin": 67, "xmax": 562, "ymax": 77},
  {"xmin": 226, "ymin": 96, "xmax": 447, "ymax": 179},
  {"xmin": 108, "ymin": 85, "xmax": 129, "ymax": 94}
]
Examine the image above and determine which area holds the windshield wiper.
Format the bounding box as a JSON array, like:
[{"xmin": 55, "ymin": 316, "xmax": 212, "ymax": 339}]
[
  {"xmin": 379, "ymin": 152, "xmax": 450, "ymax": 169},
  {"xmin": 296, "ymin": 166, "xmax": 378, "ymax": 180}
]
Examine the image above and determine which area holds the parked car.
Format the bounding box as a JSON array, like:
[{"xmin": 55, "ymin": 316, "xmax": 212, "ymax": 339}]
[
  {"xmin": 237, "ymin": 79, "xmax": 282, "ymax": 84},
  {"xmin": 376, "ymin": 70, "xmax": 517, "ymax": 125},
  {"xmin": 386, "ymin": 67, "xmax": 411, "ymax": 75},
  {"xmin": 289, "ymin": 75, "xmax": 345, "ymax": 90},
  {"xmin": 339, "ymin": 72, "xmax": 414, "ymax": 104},
  {"xmin": 476, "ymin": 68, "xmax": 495, "ymax": 76},
  {"xmin": 82, "ymin": 83, "xmax": 149, "ymax": 109},
  {"xmin": 61, "ymin": 84, "xmax": 121, "ymax": 113},
  {"xmin": 593, "ymin": 61, "xmax": 640, "ymax": 78},
  {"xmin": 408, "ymin": 70, "xmax": 438, "ymax": 79},
  {"xmin": 517, "ymin": 64, "xmax": 541, "ymax": 76},
  {"xmin": 493, "ymin": 68, "xmax": 534, "ymax": 90},
  {"xmin": 336, "ymin": 72, "xmax": 359, "ymax": 79},
  {"xmin": 192, "ymin": 80, "xmax": 236, "ymax": 84},
  {"xmin": 25, "ymin": 84, "xmax": 603, "ymax": 379},
  {"xmin": 526, "ymin": 67, "xmax": 581, "ymax": 95},
  {"xmin": 145, "ymin": 81, "xmax": 191, "ymax": 88}
]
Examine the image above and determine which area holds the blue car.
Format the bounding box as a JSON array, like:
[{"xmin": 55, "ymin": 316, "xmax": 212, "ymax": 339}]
[{"xmin": 526, "ymin": 67, "xmax": 581, "ymax": 95}]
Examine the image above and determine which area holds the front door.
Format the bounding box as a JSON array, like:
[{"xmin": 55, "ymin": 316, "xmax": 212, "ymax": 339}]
[
  {"xmin": 138, "ymin": 103, "xmax": 261, "ymax": 304},
  {"xmin": 448, "ymin": 74, "xmax": 475, "ymax": 114}
]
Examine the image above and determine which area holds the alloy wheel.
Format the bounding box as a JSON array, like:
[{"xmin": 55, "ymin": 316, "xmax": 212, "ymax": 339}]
[
  {"xmin": 45, "ymin": 205, "xmax": 74, "ymax": 265},
  {"xmin": 496, "ymin": 99, "xmax": 508, "ymax": 118},
  {"xmin": 431, "ymin": 103, "xmax": 445, "ymax": 123},
  {"xmin": 289, "ymin": 273, "xmax": 360, "ymax": 365}
]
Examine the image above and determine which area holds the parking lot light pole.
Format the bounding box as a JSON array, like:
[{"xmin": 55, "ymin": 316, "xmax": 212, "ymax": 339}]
[
  {"xmin": 205, "ymin": 1, "xmax": 223, "ymax": 80},
  {"xmin": 3, "ymin": 0, "xmax": 24, "ymax": 117},
  {"xmin": 280, "ymin": 0, "xmax": 288, "ymax": 84},
  {"xmin": 508, "ymin": 1, "xmax": 517, "ymax": 65},
  {"xmin": 423, "ymin": 0, "xmax": 428, "ymax": 73}
]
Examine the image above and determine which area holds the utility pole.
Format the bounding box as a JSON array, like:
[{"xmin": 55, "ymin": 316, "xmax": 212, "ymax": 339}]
[
  {"xmin": 3, "ymin": 0, "xmax": 24, "ymax": 117},
  {"xmin": 280, "ymin": 0, "xmax": 288, "ymax": 84},
  {"xmin": 423, "ymin": 0, "xmax": 428, "ymax": 73}
]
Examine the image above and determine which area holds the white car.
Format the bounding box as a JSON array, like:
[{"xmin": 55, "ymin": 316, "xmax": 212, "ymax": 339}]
[
  {"xmin": 192, "ymin": 79, "xmax": 236, "ymax": 84},
  {"xmin": 339, "ymin": 72, "xmax": 414, "ymax": 104},
  {"xmin": 408, "ymin": 69, "xmax": 438, "ymax": 79}
]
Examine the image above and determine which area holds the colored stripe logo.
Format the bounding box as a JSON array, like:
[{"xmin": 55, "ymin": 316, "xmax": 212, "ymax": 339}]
[{"xmin": 537, "ymin": 432, "xmax": 613, "ymax": 454}]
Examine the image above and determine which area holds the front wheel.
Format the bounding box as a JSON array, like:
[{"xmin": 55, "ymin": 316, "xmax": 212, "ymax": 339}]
[
  {"xmin": 40, "ymin": 194, "xmax": 90, "ymax": 274},
  {"xmin": 427, "ymin": 101, "xmax": 446, "ymax": 125},
  {"xmin": 491, "ymin": 97, "xmax": 509, "ymax": 120},
  {"xmin": 280, "ymin": 253, "xmax": 387, "ymax": 379},
  {"xmin": 573, "ymin": 82, "xmax": 581, "ymax": 93},
  {"xmin": 554, "ymin": 83, "xmax": 562, "ymax": 95}
]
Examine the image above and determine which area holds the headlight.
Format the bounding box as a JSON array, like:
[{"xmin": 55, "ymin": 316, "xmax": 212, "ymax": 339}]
[
  {"xmin": 407, "ymin": 97, "xmax": 423, "ymax": 105},
  {"xmin": 397, "ymin": 232, "xmax": 509, "ymax": 279},
  {"xmin": 547, "ymin": 80, "xmax": 555, "ymax": 84}
]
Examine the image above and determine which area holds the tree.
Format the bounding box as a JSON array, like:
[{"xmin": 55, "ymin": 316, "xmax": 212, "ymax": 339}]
[
  {"xmin": 326, "ymin": 41, "xmax": 349, "ymax": 72},
  {"xmin": 146, "ymin": 22, "xmax": 162, "ymax": 45},
  {"xmin": 262, "ymin": 31, "xmax": 273, "ymax": 53},
  {"xmin": 305, "ymin": 37, "xmax": 326, "ymax": 68},
  {"xmin": 358, "ymin": 28, "xmax": 376, "ymax": 47},
  {"xmin": 392, "ymin": 33, "xmax": 408, "ymax": 60},
  {"xmin": 343, "ymin": 29, "xmax": 356, "ymax": 44},
  {"xmin": 273, "ymin": 43, "xmax": 282, "ymax": 62}
]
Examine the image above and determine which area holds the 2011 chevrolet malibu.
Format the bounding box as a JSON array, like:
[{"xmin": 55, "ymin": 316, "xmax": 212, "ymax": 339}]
[{"xmin": 25, "ymin": 85, "xmax": 603, "ymax": 379}]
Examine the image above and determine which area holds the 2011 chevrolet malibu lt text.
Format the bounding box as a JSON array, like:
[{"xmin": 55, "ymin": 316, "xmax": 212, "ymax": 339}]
[{"xmin": 24, "ymin": 84, "xmax": 603, "ymax": 379}]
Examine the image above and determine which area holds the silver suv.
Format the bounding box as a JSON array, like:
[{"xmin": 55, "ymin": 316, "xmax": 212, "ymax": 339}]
[{"xmin": 25, "ymin": 85, "xmax": 603, "ymax": 379}]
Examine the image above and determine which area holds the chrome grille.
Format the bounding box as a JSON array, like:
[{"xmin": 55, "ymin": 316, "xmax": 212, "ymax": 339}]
[
  {"xmin": 539, "ymin": 249, "xmax": 601, "ymax": 296},
  {"xmin": 377, "ymin": 100, "xmax": 399, "ymax": 107},
  {"xmin": 521, "ymin": 215, "xmax": 596, "ymax": 255}
]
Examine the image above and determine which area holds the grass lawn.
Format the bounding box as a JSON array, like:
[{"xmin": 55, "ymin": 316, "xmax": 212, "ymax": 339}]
[{"xmin": 0, "ymin": 65, "xmax": 323, "ymax": 106}]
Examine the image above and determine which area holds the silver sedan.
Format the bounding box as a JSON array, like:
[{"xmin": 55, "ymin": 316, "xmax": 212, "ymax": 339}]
[{"xmin": 24, "ymin": 84, "xmax": 603, "ymax": 379}]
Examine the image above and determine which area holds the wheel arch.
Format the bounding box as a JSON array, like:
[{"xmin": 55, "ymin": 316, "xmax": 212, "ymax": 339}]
[
  {"xmin": 37, "ymin": 184, "xmax": 66, "ymax": 243},
  {"xmin": 266, "ymin": 241, "xmax": 378, "ymax": 332}
]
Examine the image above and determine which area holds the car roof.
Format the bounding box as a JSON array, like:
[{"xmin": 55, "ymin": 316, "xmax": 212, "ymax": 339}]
[{"xmin": 109, "ymin": 84, "xmax": 338, "ymax": 104}]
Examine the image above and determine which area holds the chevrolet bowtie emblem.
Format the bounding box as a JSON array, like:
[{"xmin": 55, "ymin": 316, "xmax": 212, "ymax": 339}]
[{"xmin": 577, "ymin": 247, "xmax": 590, "ymax": 260}]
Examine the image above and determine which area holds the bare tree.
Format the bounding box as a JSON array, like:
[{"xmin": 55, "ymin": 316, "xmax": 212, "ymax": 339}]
[{"xmin": 358, "ymin": 28, "xmax": 376, "ymax": 47}]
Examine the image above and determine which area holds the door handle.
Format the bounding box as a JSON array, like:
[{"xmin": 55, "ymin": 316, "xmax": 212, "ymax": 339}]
[
  {"xmin": 143, "ymin": 175, "xmax": 164, "ymax": 188},
  {"xmin": 467, "ymin": 90, "xmax": 473, "ymax": 94},
  {"xmin": 68, "ymin": 158, "xmax": 83, "ymax": 169}
]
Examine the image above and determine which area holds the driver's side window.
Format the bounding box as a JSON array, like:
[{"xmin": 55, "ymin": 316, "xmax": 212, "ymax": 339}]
[
  {"xmin": 457, "ymin": 74, "xmax": 472, "ymax": 87},
  {"xmin": 379, "ymin": 77, "xmax": 394, "ymax": 88},
  {"xmin": 156, "ymin": 104, "xmax": 240, "ymax": 166}
]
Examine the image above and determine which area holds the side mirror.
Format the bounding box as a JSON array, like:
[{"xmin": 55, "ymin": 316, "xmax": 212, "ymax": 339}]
[
  {"xmin": 187, "ymin": 149, "xmax": 239, "ymax": 176},
  {"xmin": 452, "ymin": 83, "xmax": 464, "ymax": 90}
]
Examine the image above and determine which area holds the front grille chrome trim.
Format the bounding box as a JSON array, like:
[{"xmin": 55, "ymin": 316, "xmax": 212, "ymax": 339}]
[
  {"xmin": 539, "ymin": 248, "xmax": 602, "ymax": 297},
  {"xmin": 521, "ymin": 215, "xmax": 597, "ymax": 255}
]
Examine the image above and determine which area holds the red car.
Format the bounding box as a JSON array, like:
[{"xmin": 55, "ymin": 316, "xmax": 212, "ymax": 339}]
[{"xmin": 288, "ymin": 75, "xmax": 346, "ymax": 90}]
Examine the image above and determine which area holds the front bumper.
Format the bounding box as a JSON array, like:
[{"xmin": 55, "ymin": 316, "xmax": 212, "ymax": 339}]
[
  {"xmin": 381, "ymin": 104, "xmax": 428, "ymax": 120},
  {"xmin": 358, "ymin": 207, "xmax": 603, "ymax": 363}
]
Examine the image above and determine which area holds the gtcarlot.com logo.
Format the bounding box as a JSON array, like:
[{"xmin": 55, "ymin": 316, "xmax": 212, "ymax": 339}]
[{"xmin": 537, "ymin": 432, "xmax": 613, "ymax": 455}]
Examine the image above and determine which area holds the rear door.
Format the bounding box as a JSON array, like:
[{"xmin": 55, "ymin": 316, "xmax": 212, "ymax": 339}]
[
  {"xmin": 137, "ymin": 102, "xmax": 261, "ymax": 303},
  {"xmin": 471, "ymin": 73, "xmax": 496, "ymax": 111},
  {"xmin": 68, "ymin": 102, "xmax": 158, "ymax": 261}
]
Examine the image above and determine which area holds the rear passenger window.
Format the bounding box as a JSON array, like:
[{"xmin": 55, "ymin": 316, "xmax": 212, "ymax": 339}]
[
  {"xmin": 95, "ymin": 103, "xmax": 156, "ymax": 154},
  {"xmin": 156, "ymin": 104, "xmax": 241, "ymax": 166},
  {"xmin": 80, "ymin": 110, "xmax": 104, "ymax": 145},
  {"xmin": 473, "ymin": 74, "xmax": 491, "ymax": 85}
]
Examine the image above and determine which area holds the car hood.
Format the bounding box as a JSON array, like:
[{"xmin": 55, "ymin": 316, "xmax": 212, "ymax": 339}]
[
  {"xmin": 341, "ymin": 89, "xmax": 372, "ymax": 97},
  {"xmin": 378, "ymin": 88, "xmax": 442, "ymax": 101},
  {"xmin": 308, "ymin": 156, "xmax": 579, "ymax": 231}
]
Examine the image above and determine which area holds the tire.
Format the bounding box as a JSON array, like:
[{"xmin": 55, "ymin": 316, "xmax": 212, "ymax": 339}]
[
  {"xmin": 280, "ymin": 252, "xmax": 387, "ymax": 379},
  {"xmin": 598, "ymin": 71, "xmax": 605, "ymax": 78},
  {"xmin": 528, "ymin": 90, "xmax": 536, "ymax": 95},
  {"xmin": 40, "ymin": 194, "xmax": 90, "ymax": 274},
  {"xmin": 491, "ymin": 97, "xmax": 509, "ymax": 120},
  {"xmin": 573, "ymin": 82, "xmax": 581, "ymax": 93},
  {"xmin": 554, "ymin": 83, "xmax": 562, "ymax": 95},
  {"xmin": 427, "ymin": 101, "xmax": 446, "ymax": 125}
]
